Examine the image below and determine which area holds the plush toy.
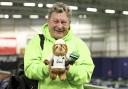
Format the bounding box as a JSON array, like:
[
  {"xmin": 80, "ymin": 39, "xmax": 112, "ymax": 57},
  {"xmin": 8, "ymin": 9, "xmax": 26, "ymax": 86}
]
[{"xmin": 44, "ymin": 39, "xmax": 68, "ymax": 80}]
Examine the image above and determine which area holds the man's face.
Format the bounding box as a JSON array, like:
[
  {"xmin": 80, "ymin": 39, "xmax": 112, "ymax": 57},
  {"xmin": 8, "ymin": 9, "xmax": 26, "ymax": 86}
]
[{"xmin": 48, "ymin": 12, "xmax": 70, "ymax": 39}]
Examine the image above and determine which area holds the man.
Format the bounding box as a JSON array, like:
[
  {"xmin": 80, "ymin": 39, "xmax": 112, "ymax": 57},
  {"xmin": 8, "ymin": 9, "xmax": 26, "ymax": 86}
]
[{"xmin": 24, "ymin": 2, "xmax": 94, "ymax": 89}]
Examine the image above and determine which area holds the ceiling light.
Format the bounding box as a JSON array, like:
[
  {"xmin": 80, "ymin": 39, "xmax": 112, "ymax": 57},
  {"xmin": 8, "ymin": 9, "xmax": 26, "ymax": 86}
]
[
  {"xmin": 46, "ymin": 4, "xmax": 53, "ymax": 8},
  {"xmin": 78, "ymin": 15, "xmax": 87, "ymax": 18},
  {"xmin": 78, "ymin": 15, "xmax": 83, "ymax": 18},
  {"xmin": 0, "ymin": 14, "xmax": 9, "ymax": 18},
  {"xmin": 45, "ymin": 15, "xmax": 48, "ymax": 19},
  {"xmin": 38, "ymin": 3, "xmax": 43, "ymax": 7},
  {"xmin": 4, "ymin": 14, "xmax": 9, "ymax": 19},
  {"xmin": 86, "ymin": 7, "xmax": 97, "ymax": 12},
  {"xmin": 69, "ymin": 6, "xmax": 78, "ymax": 10},
  {"xmin": 105, "ymin": 9, "xmax": 115, "ymax": 14},
  {"xmin": 29, "ymin": 15, "xmax": 39, "ymax": 19},
  {"xmin": 83, "ymin": 15, "xmax": 87, "ymax": 18},
  {"xmin": 12, "ymin": 15, "xmax": 22, "ymax": 18},
  {"xmin": 122, "ymin": 11, "xmax": 128, "ymax": 15},
  {"xmin": 0, "ymin": 14, "xmax": 4, "ymax": 18},
  {"xmin": 24, "ymin": 3, "xmax": 36, "ymax": 7},
  {"xmin": 0, "ymin": 2, "xmax": 13, "ymax": 6}
]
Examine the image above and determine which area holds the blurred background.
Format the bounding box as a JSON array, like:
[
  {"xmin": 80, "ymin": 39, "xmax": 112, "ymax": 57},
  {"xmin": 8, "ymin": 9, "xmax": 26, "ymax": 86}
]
[{"xmin": 0, "ymin": 0, "xmax": 128, "ymax": 89}]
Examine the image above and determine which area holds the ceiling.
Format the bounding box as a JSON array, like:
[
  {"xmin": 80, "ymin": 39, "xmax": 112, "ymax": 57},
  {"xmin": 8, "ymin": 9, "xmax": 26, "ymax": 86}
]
[{"xmin": 0, "ymin": 0, "xmax": 128, "ymax": 19}]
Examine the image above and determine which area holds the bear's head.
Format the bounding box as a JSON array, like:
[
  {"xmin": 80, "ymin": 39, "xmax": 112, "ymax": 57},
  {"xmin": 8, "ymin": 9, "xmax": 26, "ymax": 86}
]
[{"xmin": 53, "ymin": 39, "xmax": 68, "ymax": 56}]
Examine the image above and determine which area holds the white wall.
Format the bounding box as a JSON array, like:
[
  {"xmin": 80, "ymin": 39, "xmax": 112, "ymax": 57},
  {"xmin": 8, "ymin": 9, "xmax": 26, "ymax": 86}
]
[{"xmin": 0, "ymin": 19, "xmax": 45, "ymax": 54}]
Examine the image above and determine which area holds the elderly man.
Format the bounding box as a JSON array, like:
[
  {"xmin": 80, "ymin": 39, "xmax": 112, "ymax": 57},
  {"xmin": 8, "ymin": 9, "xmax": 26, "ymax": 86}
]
[{"xmin": 24, "ymin": 2, "xmax": 94, "ymax": 89}]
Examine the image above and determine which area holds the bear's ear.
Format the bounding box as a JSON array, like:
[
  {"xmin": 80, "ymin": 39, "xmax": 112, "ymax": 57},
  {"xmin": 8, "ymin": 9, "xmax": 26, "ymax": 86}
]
[
  {"xmin": 63, "ymin": 44, "xmax": 68, "ymax": 53},
  {"xmin": 52, "ymin": 44, "xmax": 55, "ymax": 50},
  {"xmin": 52, "ymin": 44, "xmax": 57, "ymax": 53}
]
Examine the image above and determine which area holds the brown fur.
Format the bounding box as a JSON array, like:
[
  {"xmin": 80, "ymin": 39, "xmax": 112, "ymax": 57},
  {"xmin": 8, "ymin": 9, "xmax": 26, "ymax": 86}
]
[{"xmin": 44, "ymin": 42, "xmax": 68, "ymax": 80}]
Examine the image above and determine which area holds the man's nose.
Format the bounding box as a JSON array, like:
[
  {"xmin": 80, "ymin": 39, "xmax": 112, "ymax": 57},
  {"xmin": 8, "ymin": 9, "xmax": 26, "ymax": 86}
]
[{"xmin": 57, "ymin": 22, "xmax": 63, "ymax": 29}]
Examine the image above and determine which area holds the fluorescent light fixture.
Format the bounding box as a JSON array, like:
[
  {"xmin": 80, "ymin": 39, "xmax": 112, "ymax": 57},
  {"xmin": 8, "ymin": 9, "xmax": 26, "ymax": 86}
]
[
  {"xmin": 122, "ymin": 11, "xmax": 128, "ymax": 15},
  {"xmin": 0, "ymin": 14, "xmax": 4, "ymax": 18},
  {"xmin": 105, "ymin": 9, "xmax": 115, "ymax": 14},
  {"xmin": 0, "ymin": 14, "xmax": 9, "ymax": 18},
  {"xmin": 45, "ymin": 15, "xmax": 48, "ymax": 19},
  {"xmin": 78, "ymin": 15, "xmax": 87, "ymax": 18},
  {"xmin": 69, "ymin": 6, "xmax": 78, "ymax": 10},
  {"xmin": 29, "ymin": 15, "xmax": 39, "ymax": 19},
  {"xmin": 4, "ymin": 14, "xmax": 9, "ymax": 19},
  {"xmin": 12, "ymin": 15, "xmax": 22, "ymax": 18},
  {"xmin": 78, "ymin": 15, "xmax": 83, "ymax": 18},
  {"xmin": 46, "ymin": 4, "xmax": 53, "ymax": 8},
  {"xmin": 83, "ymin": 15, "xmax": 87, "ymax": 18},
  {"xmin": 24, "ymin": 3, "xmax": 36, "ymax": 7},
  {"xmin": 38, "ymin": 3, "xmax": 43, "ymax": 7},
  {"xmin": 86, "ymin": 7, "xmax": 97, "ymax": 12},
  {"xmin": 0, "ymin": 2, "xmax": 13, "ymax": 6}
]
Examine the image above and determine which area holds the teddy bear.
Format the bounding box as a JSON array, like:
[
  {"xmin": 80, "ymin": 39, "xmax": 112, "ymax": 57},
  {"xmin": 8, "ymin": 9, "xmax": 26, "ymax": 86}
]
[{"xmin": 44, "ymin": 39, "xmax": 68, "ymax": 80}]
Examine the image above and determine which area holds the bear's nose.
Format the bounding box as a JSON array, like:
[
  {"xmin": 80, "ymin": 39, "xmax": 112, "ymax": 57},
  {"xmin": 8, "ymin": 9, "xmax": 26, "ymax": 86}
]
[{"xmin": 59, "ymin": 48, "xmax": 62, "ymax": 51}]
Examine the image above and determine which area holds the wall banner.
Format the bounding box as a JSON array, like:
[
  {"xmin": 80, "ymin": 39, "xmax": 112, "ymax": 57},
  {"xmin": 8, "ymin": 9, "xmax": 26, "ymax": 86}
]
[{"xmin": 0, "ymin": 38, "xmax": 16, "ymax": 55}]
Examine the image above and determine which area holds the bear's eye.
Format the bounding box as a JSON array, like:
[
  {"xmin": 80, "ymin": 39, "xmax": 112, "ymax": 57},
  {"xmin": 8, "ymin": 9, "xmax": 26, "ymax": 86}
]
[
  {"xmin": 55, "ymin": 46, "xmax": 58, "ymax": 49},
  {"xmin": 62, "ymin": 45, "xmax": 66, "ymax": 50},
  {"xmin": 55, "ymin": 45, "xmax": 60, "ymax": 49}
]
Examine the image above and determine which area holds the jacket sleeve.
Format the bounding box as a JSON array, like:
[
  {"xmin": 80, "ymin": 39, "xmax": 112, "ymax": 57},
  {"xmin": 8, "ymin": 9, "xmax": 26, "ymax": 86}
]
[
  {"xmin": 24, "ymin": 35, "xmax": 49, "ymax": 80},
  {"xmin": 67, "ymin": 39, "xmax": 95, "ymax": 85}
]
